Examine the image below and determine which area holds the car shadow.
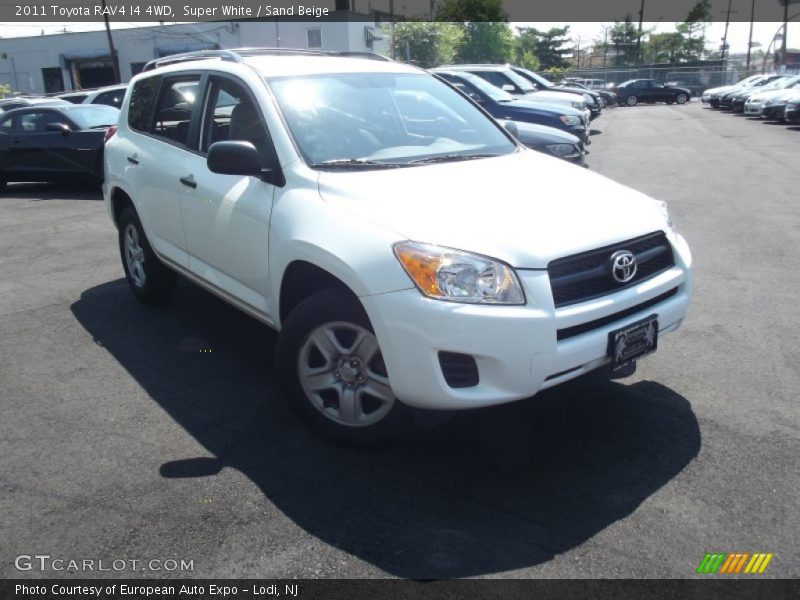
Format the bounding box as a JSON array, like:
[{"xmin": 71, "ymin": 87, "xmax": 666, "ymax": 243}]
[
  {"xmin": 71, "ymin": 279, "xmax": 701, "ymax": 578},
  {"xmin": 2, "ymin": 181, "xmax": 102, "ymax": 200},
  {"xmin": 589, "ymin": 129, "xmax": 603, "ymax": 136}
]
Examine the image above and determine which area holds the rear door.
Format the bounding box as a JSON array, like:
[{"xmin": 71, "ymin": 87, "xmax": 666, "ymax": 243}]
[
  {"xmin": 122, "ymin": 73, "xmax": 204, "ymax": 268},
  {"xmin": 0, "ymin": 113, "xmax": 19, "ymax": 175}
]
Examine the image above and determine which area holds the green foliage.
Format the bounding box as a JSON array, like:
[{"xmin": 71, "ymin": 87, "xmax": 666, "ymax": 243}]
[
  {"xmin": 608, "ymin": 16, "xmax": 641, "ymax": 66},
  {"xmin": 515, "ymin": 26, "xmax": 574, "ymax": 70},
  {"xmin": 517, "ymin": 50, "xmax": 540, "ymax": 71},
  {"xmin": 0, "ymin": 83, "xmax": 10, "ymax": 99},
  {"xmin": 435, "ymin": 0, "xmax": 507, "ymax": 22},
  {"xmin": 456, "ymin": 22, "xmax": 514, "ymax": 63},
  {"xmin": 389, "ymin": 22, "xmax": 464, "ymax": 68}
]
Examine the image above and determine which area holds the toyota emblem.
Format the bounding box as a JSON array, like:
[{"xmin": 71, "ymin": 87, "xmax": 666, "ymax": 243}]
[{"xmin": 609, "ymin": 250, "xmax": 638, "ymax": 283}]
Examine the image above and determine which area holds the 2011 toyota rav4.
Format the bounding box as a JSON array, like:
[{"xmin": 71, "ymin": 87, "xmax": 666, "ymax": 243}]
[{"xmin": 104, "ymin": 49, "xmax": 693, "ymax": 445}]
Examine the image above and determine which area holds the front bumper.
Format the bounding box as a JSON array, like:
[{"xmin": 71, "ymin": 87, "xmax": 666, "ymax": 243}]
[
  {"xmin": 744, "ymin": 101, "xmax": 764, "ymax": 116},
  {"xmin": 362, "ymin": 234, "xmax": 692, "ymax": 410}
]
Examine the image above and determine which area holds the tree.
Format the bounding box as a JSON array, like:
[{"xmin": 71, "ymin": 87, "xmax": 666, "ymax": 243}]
[
  {"xmin": 515, "ymin": 26, "xmax": 574, "ymax": 69},
  {"xmin": 0, "ymin": 83, "xmax": 10, "ymax": 99},
  {"xmin": 389, "ymin": 22, "xmax": 464, "ymax": 67},
  {"xmin": 435, "ymin": 0, "xmax": 513, "ymax": 64},
  {"xmin": 609, "ymin": 16, "xmax": 640, "ymax": 66},
  {"xmin": 457, "ymin": 22, "xmax": 514, "ymax": 63},
  {"xmin": 435, "ymin": 0, "xmax": 507, "ymax": 22}
]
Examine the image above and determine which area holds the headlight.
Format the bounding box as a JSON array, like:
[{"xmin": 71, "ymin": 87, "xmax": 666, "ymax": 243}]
[
  {"xmin": 545, "ymin": 143, "xmax": 579, "ymax": 158},
  {"xmin": 393, "ymin": 242, "xmax": 525, "ymax": 305},
  {"xmin": 658, "ymin": 201, "xmax": 675, "ymax": 232},
  {"xmin": 571, "ymin": 101, "xmax": 586, "ymax": 109},
  {"xmin": 559, "ymin": 115, "xmax": 581, "ymax": 126}
]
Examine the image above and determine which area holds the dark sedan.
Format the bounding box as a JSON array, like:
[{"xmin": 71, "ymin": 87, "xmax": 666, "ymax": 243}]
[
  {"xmin": 431, "ymin": 69, "xmax": 589, "ymax": 144},
  {"xmin": 508, "ymin": 120, "xmax": 585, "ymax": 166},
  {"xmin": 612, "ymin": 79, "xmax": 691, "ymax": 107},
  {"xmin": 0, "ymin": 104, "xmax": 119, "ymax": 190}
]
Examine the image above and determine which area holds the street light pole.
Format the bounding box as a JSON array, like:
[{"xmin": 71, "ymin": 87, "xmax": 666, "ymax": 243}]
[
  {"xmin": 637, "ymin": 0, "xmax": 645, "ymax": 62},
  {"xmin": 782, "ymin": 0, "xmax": 789, "ymax": 69},
  {"xmin": 101, "ymin": 0, "xmax": 121, "ymax": 83}
]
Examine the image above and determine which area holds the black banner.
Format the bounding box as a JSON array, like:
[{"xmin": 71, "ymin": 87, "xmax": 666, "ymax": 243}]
[{"xmin": 2, "ymin": 580, "xmax": 800, "ymax": 600}]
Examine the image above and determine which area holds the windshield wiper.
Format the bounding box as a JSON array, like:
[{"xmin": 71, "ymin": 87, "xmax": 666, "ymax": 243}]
[
  {"xmin": 309, "ymin": 158, "xmax": 405, "ymax": 169},
  {"xmin": 407, "ymin": 153, "xmax": 500, "ymax": 165}
]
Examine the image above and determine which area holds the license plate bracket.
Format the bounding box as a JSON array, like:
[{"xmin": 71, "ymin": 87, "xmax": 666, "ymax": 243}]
[{"xmin": 608, "ymin": 314, "xmax": 659, "ymax": 373}]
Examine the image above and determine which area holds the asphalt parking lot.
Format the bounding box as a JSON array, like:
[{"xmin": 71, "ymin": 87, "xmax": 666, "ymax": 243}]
[{"xmin": 1, "ymin": 101, "xmax": 799, "ymax": 579}]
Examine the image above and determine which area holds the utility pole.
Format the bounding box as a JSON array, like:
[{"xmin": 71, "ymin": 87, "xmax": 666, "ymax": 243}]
[
  {"xmin": 746, "ymin": 0, "xmax": 755, "ymax": 73},
  {"xmin": 637, "ymin": 0, "xmax": 645, "ymax": 62},
  {"xmin": 101, "ymin": 0, "xmax": 121, "ymax": 83},
  {"xmin": 389, "ymin": 0, "xmax": 395, "ymax": 60},
  {"xmin": 720, "ymin": 0, "xmax": 733, "ymax": 64},
  {"xmin": 782, "ymin": 0, "xmax": 789, "ymax": 70}
]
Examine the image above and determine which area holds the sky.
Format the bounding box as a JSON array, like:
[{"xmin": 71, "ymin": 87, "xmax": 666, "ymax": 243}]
[{"xmin": 0, "ymin": 21, "xmax": 798, "ymax": 55}]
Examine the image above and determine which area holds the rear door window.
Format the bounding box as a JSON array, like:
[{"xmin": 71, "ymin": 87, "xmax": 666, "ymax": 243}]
[{"xmin": 150, "ymin": 76, "xmax": 201, "ymax": 148}]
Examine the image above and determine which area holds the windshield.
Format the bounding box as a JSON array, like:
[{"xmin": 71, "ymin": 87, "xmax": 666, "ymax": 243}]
[
  {"xmin": 502, "ymin": 69, "xmax": 536, "ymax": 92},
  {"xmin": 66, "ymin": 105, "xmax": 120, "ymax": 128},
  {"xmin": 268, "ymin": 72, "xmax": 517, "ymax": 167},
  {"xmin": 515, "ymin": 67, "xmax": 553, "ymax": 89},
  {"xmin": 445, "ymin": 71, "xmax": 515, "ymax": 102}
]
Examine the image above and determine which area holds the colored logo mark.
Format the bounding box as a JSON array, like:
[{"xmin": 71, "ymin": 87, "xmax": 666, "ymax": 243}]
[{"xmin": 696, "ymin": 552, "xmax": 773, "ymax": 574}]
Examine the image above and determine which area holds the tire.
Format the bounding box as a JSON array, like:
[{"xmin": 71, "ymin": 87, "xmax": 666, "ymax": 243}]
[
  {"xmin": 118, "ymin": 206, "xmax": 177, "ymax": 304},
  {"xmin": 276, "ymin": 288, "xmax": 411, "ymax": 446},
  {"xmin": 676, "ymin": 93, "xmax": 688, "ymax": 105},
  {"xmin": 0, "ymin": 177, "xmax": 6, "ymax": 193},
  {"xmin": 626, "ymin": 95, "xmax": 638, "ymax": 107}
]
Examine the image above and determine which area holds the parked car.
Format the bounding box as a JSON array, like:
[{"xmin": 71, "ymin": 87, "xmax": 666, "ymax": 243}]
[
  {"xmin": 744, "ymin": 76, "xmax": 800, "ymax": 116},
  {"xmin": 611, "ymin": 79, "xmax": 692, "ymax": 106},
  {"xmin": 57, "ymin": 91, "xmax": 91, "ymax": 104},
  {"xmin": 0, "ymin": 104, "xmax": 119, "ymax": 189},
  {"xmin": 81, "ymin": 84, "xmax": 128, "ymax": 108},
  {"xmin": 431, "ymin": 69, "xmax": 589, "ymax": 143},
  {"xmin": 558, "ymin": 79, "xmax": 616, "ymax": 108},
  {"xmin": 701, "ymin": 74, "xmax": 766, "ymax": 107},
  {"xmin": 438, "ymin": 64, "xmax": 594, "ymax": 122},
  {"xmin": 783, "ymin": 93, "xmax": 800, "ymax": 123},
  {"xmin": 104, "ymin": 49, "xmax": 692, "ymax": 444},
  {"xmin": 718, "ymin": 74, "xmax": 785, "ymax": 109},
  {"xmin": 0, "ymin": 97, "xmax": 71, "ymax": 113},
  {"xmin": 508, "ymin": 66, "xmax": 603, "ymax": 117},
  {"xmin": 504, "ymin": 120, "xmax": 585, "ymax": 166}
]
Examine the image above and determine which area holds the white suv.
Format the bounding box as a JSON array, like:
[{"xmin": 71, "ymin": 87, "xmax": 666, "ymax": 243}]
[{"xmin": 104, "ymin": 49, "xmax": 693, "ymax": 444}]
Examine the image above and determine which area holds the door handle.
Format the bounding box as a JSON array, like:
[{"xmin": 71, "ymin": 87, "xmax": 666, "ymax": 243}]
[
  {"xmin": 126, "ymin": 155, "xmax": 139, "ymax": 165},
  {"xmin": 179, "ymin": 175, "xmax": 197, "ymax": 189}
]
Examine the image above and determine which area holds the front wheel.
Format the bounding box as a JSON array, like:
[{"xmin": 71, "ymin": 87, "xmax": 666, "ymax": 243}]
[
  {"xmin": 675, "ymin": 93, "xmax": 688, "ymax": 105},
  {"xmin": 598, "ymin": 96, "xmax": 607, "ymax": 108},
  {"xmin": 626, "ymin": 95, "xmax": 638, "ymax": 106},
  {"xmin": 276, "ymin": 288, "xmax": 411, "ymax": 445}
]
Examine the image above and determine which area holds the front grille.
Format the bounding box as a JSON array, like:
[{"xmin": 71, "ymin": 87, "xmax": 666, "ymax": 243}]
[
  {"xmin": 556, "ymin": 287, "xmax": 678, "ymax": 341},
  {"xmin": 548, "ymin": 232, "xmax": 675, "ymax": 308},
  {"xmin": 438, "ymin": 352, "xmax": 479, "ymax": 388}
]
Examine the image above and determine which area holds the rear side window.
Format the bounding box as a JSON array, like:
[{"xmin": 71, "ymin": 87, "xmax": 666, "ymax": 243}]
[
  {"xmin": 128, "ymin": 76, "xmax": 160, "ymax": 132},
  {"xmin": 150, "ymin": 77, "xmax": 201, "ymax": 147},
  {"xmin": 94, "ymin": 89, "xmax": 125, "ymax": 108}
]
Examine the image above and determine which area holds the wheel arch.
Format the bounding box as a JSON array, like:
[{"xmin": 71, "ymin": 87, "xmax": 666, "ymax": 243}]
[{"xmin": 278, "ymin": 260, "xmax": 362, "ymax": 327}]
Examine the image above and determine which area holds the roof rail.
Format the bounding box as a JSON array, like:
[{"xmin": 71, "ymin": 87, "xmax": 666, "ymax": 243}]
[{"xmin": 142, "ymin": 47, "xmax": 330, "ymax": 72}]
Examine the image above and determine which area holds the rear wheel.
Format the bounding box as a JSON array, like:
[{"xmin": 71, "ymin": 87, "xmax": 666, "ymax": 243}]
[
  {"xmin": 118, "ymin": 206, "xmax": 177, "ymax": 304},
  {"xmin": 676, "ymin": 93, "xmax": 688, "ymax": 105},
  {"xmin": 276, "ymin": 288, "xmax": 411, "ymax": 445},
  {"xmin": 626, "ymin": 95, "xmax": 638, "ymax": 106}
]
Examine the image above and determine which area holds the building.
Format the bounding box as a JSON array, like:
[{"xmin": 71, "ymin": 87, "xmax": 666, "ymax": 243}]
[{"xmin": 0, "ymin": 15, "xmax": 388, "ymax": 95}]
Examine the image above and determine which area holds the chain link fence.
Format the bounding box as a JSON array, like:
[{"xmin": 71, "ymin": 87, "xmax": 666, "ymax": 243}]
[{"xmin": 548, "ymin": 65, "xmax": 762, "ymax": 97}]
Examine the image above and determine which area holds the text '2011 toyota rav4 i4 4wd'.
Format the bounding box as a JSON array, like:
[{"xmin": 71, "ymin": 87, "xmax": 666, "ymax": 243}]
[{"xmin": 104, "ymin": 49, "xmax": 693, "ymax": 445}]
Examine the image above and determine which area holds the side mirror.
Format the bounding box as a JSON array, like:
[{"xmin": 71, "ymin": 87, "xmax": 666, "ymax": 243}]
[
  {"xmin": 45, "ymin": 122, "xmax": 71, "ymax": 136},
  {"xmin": 501, "ymin": 84, "xmax": 516, "ymax": 92},
  {"xmin": 207, "ymin": 141, "xmax": 284, "ymax": 186},
  {"xmin": 503, "ymin": 120, "xmax": 519, "ymax": 137}
]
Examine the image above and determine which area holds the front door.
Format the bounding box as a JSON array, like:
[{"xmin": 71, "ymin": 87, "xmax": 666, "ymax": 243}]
[{"xmin": 179, "ymin": 75, "xmax": 278, "ymax": 316}]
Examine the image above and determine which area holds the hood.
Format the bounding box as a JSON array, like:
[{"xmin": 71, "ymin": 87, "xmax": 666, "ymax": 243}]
[
  {"xmin": 508, "ymin": 98, "xmax": 585, "ymax": 118},
  {"xmin": 512, "ymin": 121, "xmax": 579, "ymax": 146},
  {"xmin": 748, "ymin": 89, "xmax": 787, "ymax": 102},
  {"xmin": 524, "ymin": 90, "xmax": 584, "ymax": 105},
  {"xmin": 315, "ymin": 150, "xmax": 667, "ymax": 269},
  {"xmin": 706, "ymin": 84, "xmax": 737, "ymax": 96}
]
